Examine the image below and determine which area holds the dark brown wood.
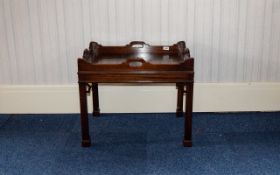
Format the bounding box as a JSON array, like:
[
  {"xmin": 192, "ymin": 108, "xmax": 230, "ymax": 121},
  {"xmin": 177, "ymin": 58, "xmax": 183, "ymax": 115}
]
[
  {"xmin": 78, "ymin": 41, "xmax": 194, "ymax": 147},
  {"xmin": 79, "ymin": 82, "xmax": 91, "ymax": 147},
  {"xmin": 92, "ymin": 83, "xmax": 100, "ymax": 116},
  {"xmin": 183, "ymin": 82, "xmax": 194, "ymax": 147},
  {"xmin": 176, "ymin": 83, "xmax": 184, "ymax": 117}
]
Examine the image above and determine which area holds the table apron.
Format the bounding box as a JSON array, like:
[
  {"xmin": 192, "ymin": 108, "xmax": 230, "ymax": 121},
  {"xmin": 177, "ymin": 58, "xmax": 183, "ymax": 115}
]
[{"xmin": 78, "ymin": 71, "xmax": 194, "ymax": 83}]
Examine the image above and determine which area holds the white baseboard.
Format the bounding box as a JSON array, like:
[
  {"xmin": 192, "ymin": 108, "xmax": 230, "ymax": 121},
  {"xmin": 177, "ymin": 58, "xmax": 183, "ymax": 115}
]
[{"xmin": 0, "ymin": 83, "xmax": 279, "ymax": 114}]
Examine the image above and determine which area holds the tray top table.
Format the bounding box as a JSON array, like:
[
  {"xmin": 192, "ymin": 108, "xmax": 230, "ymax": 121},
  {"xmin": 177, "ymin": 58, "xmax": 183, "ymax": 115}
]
[{"xmin": 77, "ymin": 41, "xmax": 194, "ymax": 147}]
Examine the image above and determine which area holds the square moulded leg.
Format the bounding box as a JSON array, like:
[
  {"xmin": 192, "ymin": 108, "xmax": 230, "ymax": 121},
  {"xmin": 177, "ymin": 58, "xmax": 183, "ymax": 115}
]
[
  {"xmin": 176, "ymin": 83, "xmax": 184, "ymax": 117},
  {"xmin": 92, "ymin": 83, "xmax": 100, "ymax": 117},
  {"xmin": 79, "ymin": 83, "xmax": 92, "ymax": 147},
  {"xmin": 183, "ymin": 83, "xmax": 193, "ymax": 147}
]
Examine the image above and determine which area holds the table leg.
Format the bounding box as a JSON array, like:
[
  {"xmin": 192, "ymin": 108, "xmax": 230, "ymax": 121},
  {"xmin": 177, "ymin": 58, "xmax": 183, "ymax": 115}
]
[
  {"xmin": 92, "ymin": 83, "xmax": 100, "ymax": 117},
  {"xmin": 176, "ymin": 83, "xmax": 184, "ymax": 117},
  {"xmin": 79, "ymin": 82, "xmax": 91, "ymax": 147},
  {"xmin": 183, "ymin": 82, "xmax": 193, "ymax": 147}
]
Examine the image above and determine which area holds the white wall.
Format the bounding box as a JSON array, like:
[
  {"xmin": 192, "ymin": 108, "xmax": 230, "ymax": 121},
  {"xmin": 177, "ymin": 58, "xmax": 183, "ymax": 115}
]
[
  {"xmin": 1, "ymin": 0, "xmax": 280, "ymax": 113},
  {"xmin": 1, "ymin": 0, "xmax": 280, "ymax": 84},
  {"xmin": 1, "ymin": 83, "xmax": 280, "ymax": 113}
]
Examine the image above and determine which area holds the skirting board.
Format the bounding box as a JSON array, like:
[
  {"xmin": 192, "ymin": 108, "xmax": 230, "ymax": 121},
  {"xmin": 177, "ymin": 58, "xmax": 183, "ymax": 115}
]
[{"xmin": 0, "ymin": 83, "xmax": 280, "ymax": 114}]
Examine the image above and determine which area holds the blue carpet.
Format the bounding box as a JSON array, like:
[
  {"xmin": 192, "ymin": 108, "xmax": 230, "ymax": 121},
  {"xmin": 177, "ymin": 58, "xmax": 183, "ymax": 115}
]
[{"xmin": 0, "ymin": 112, "xmax": 280, "ymax": 175}]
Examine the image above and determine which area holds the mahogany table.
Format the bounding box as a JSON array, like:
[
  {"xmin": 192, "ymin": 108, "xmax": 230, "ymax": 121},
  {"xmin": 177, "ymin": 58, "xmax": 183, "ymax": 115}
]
[{"xmin": 77, "ymin": 41, "xmax": 194, "ymax": 147}]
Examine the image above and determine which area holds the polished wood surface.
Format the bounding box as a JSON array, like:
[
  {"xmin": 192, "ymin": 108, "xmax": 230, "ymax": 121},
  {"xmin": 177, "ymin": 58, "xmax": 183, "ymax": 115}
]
[{"xmin": 78, "ymin": 41, "xmax": 194, "ymax": 147}]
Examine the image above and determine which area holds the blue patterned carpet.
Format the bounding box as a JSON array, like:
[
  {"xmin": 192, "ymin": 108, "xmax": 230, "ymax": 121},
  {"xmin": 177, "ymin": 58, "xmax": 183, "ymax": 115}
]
[{"xmin": 0, "ymin": 112, "xmax": 280, "ymax": 175}]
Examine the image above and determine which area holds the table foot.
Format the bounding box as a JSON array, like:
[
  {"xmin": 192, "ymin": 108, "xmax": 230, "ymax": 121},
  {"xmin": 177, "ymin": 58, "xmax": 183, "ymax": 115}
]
[
  {"xmin": 176, "ymin": 110, "xmax": 183, "ymax": 117},
  {"xmin": 183, "ymin": 140, "xmax": 192, "ymax": 147},
  {"xmin": 92, "ymin": 110, "xmax": 100, "ymax": 117},
  {"xmin": 81, "ymin": 139, "xmax": 91, "ymax": 147}
]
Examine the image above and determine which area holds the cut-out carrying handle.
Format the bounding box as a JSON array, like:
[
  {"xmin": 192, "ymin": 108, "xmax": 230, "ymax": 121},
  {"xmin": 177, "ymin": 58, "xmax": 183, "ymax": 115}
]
[
  {"xmin": 129, "ymin": 41, "xmax": 148, "ymax": 48},
  {"xmin": 125, "ymin": 58, "xmax": 146, "ymax": 67}
]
